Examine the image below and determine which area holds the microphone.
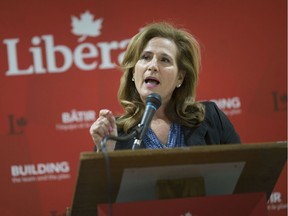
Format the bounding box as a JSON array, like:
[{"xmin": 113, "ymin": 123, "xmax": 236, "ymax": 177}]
[{"xmin": 132, "ymin": 93, "xmax": 162, "ymax": 150}]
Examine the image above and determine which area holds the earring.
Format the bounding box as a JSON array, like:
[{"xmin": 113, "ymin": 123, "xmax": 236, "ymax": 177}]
[
  {"xmin": 177, "ymin": 83, "xmax": 181, "ymax": 88},
  {"xmin": 132, "ymin": 77, "xmax": 135, "ymax": 82}
]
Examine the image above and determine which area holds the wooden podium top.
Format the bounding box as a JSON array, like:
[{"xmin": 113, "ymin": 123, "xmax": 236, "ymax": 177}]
[{"xmin": 69, "ymin": 141, "xmax": 287, "ymax": 216}]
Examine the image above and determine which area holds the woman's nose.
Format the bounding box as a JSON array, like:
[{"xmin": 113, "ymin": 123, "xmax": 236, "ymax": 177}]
[{"xmin": 148, "ymin": 58, "xmax": 158, "ymax": 72}]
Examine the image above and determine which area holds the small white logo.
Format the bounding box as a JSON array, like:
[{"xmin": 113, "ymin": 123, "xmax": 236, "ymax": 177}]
[
  {"xmin": 56, "ymin": 109, "xmax": 96, "ymax": 131},
  {"xmin": 181, "ymin": 211, "xmax": 192, "ymax": 216},
  {"xmin": 267, "ymin": 191, "xmax": 288, "ymax": 211},
  {"xmin": 61, "ymin": 109, "xmax": 96, "ymax": 124},
  {"xmin": 71, "ymin": 11, "xmax": 103, "ymax": 42},
  {"xmin": 11, "ymin": 161, "xmax": 70, "ymax": 177},
  {"xmin": 11, "ymin": 161, "xmax": 71, "ymax": 183},
  {"xmin": 268, "ymin": 192, "xmax": 282, "ymax": 204},
  {"xmin": 211, "ymin": 96, "xmax": 242, "ymax": 116}
]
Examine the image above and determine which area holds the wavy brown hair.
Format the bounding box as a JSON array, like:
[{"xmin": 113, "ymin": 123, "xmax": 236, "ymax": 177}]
[{"xmin": 117, "ymin": 22, "xmax": 205, "ymax": 133}]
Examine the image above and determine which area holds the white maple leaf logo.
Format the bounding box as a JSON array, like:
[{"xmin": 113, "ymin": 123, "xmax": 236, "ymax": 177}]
[
  {"xmin": 181, "ymin": 211, "xmax": 192, "ymax": 216},
  {"xmin": 71, "ymin": 11, "xmax": 103, "ymax": 42}
]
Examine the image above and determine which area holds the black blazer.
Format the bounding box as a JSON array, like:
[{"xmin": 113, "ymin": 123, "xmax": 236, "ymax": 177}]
[{"xmin": 113, "ymin": 101, "xmax": 241, "ymax": 150}]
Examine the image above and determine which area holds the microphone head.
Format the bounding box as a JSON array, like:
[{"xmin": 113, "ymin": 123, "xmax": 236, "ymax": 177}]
[{"xmin": 146, "ymin": 93, "xmax": 162, "ymax": 110}]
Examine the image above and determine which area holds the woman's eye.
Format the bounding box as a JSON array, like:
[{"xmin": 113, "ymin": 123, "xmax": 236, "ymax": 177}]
[
  {"xmin": 162, "ymin": 57, "xmax": 171, "ymax": 63},
  {"xmin": 140, "ymin": 54, "xmax": 151, "ymax": 60}
]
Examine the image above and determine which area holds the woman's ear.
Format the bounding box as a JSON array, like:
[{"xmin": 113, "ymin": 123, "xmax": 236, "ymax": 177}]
[
  {"xmin": 178, "ymin": 70, "xmax": 186, "ymax": 83},
  {"xmin": 176, "ymin": 71, "xmax": 186, "ymax": 88}
]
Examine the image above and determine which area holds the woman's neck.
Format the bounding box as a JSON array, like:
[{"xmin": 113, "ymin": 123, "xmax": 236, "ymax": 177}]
[{"xmin": 153, "ymin": 105, "xmax": 170, "ymax": 123}]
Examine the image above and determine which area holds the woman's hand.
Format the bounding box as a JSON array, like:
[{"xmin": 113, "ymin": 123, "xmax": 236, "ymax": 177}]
[{"xmin": 89, "ymin": 109, "xmax": 117, "ymax": 152}]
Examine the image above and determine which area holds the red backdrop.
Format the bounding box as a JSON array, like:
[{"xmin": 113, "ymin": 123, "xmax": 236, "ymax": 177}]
[{"xmin": 0, "ymin": 0, "xmax": 286, "ymax": 215}]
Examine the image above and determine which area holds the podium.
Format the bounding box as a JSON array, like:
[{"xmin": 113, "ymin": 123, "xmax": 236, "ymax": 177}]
[
  {"xmin": 67, "ymin": 142, "xmax": 287, "ymax": 216},
  {"xmin": 97, "ymin": 192, "xmax": 268, "ymax": 216}
]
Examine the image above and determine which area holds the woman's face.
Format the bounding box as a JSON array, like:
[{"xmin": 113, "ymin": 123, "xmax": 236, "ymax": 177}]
[{"xmin": 133, "ymin": 37, "xmax": 185, "ymax": 105}]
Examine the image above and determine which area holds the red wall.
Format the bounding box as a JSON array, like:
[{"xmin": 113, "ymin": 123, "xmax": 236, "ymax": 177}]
[{"xmin": 0, "ymin": 0, "xmax": 286, "ymax": 215}]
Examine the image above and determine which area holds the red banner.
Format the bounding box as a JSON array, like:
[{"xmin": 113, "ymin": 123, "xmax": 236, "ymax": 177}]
[{"xmin": 0, "ymin": 0, "xmax": 286, "ymax": 215}]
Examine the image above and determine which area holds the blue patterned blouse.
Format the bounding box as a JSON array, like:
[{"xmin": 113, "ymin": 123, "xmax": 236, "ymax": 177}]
[{"xmin": 142, "ymin": 122, "xmax": 185, "ymax": 149}]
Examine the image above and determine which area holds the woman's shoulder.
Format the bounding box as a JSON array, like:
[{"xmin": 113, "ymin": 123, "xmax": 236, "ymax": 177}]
[
  {"xmin": 197, "ymin": 100, "xmax": 241, "ymax": 144},
  {"xmin": 200, "ymin": 100, "xmax": 217, "ymax": 109},
  {"xmin": 199, "ymin": 100, "xmax": 221, "ymax": 118},
  {"xmin": 199, "ymin": 100, "xmax": 233, "ymax": 126}
]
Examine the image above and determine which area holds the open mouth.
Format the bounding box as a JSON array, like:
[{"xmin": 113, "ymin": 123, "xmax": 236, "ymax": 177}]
[{"xmin": 144, "ymin": 77, "xmax": 160, "ymax": 85}]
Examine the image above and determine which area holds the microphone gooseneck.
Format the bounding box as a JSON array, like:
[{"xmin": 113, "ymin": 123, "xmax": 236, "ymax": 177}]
[
  {"xmin": 99, "ymin": 93, "xmax": 161, "ymax": 215},
  {"xmin": 132, "ymin": 93, "xmax": 162, "ymax": 150}
]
